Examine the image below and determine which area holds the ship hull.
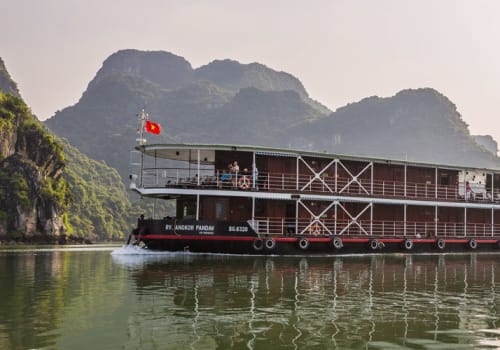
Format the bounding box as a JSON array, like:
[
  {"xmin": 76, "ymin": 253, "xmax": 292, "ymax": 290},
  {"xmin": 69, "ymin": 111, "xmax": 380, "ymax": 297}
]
[{"xmin": 133, "ymin": 219, "xmax": 500, "ymax": 255}]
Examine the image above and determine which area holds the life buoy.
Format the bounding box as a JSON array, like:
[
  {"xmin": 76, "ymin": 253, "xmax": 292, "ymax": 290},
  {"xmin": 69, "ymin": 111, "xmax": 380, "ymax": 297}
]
[
  {"xmin": 252, "ymin": 238, "xmax": 264, "ymax": 251},
  {"xmin": 332, "ymin": 237, "xmax": 343, "ymax": 249},
  {"xmin": 298, "ymin": 237, "xmax": 310, "ymax": 250},
  {"xmin": 437, "ymin": 239, "xmax": 446, "ymax": 250},
  {"xmin": 238, "ymin": 176, "xmax": 251, "ymax": 190},
  {"xmin": 265, "ymin": 238, "xmax": 276, "ymax": 250},
  {"xmin": 309, "ymin": 223, "xmax": 322, "ymax": 236},
  {"xmin": 404, "ymin": 239, "xmax": 413, "ymax": 250},
  {"xmin": 468, "ymin": 239, "xmax": 477, "ymax": 249}
]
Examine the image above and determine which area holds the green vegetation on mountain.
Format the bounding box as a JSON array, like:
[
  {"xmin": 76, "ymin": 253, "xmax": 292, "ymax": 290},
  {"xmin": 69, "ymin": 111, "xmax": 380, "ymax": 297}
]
[
  {"xmin": 1, "ymin": 58, "xmax": 138, "ymax": 242},
  {"xmin": 0, "ymin": 92, "xmax": 70, "ymax": 240},
  {"xmin": 0, "ymin": 58, "xmax": 20, "ymax": 97},
  {"xmin": 62, "ymin": 139, "xmax": 137, "ymax": 240}
]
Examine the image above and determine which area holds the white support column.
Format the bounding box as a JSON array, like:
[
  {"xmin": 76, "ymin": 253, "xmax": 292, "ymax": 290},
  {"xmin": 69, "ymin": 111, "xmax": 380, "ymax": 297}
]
[
  {"xmin": 404, "ymin": 164, "xmax": 407, "ymax": 197},
  {"xmin": 196, "ymin": 194, "xmax": 200, "ymax": 220},
  {"xmin": 188, "ymin": 150, "xmax": 192, "ymax": 177},
  {"xmin": 492, "ymin": 208, "xmax": 494, "ymax": 237},
  {"xmin": 295, "ymin": 199, "xmax": 299, "ymax": 235},
  {"xmin": 197, "ymin": 149, "xmax": 200, "ymax": 186},
  {"xmin": 434, "ymin": 206, "xmax": 438, "ymax": 236},
  {"xmin": 334, "ymin": 202, "xmax": 337, "ymax": 235},
  {"xmin": 334, "ymin": 160, "xmax": 338, "ymax": 192},
  {"xmin": 370, "ymin": 203, "xmax": 373, "ymax": 235},
  {"xmin": 492, "ymin": 173, "xmax": 495, "ymax": 202},
  {"xmin": 296, "ymin": 157, "xmax": 299, "ymax": 190},
  {"xmin": 435, "ymin": 167, "xmax": 438, "ymax": 199},
  {"xmin": 464, "ymin": 207, "xmax": 467, "ymax": 236},
  {"xmin": 370, "ymin": 163, "xmax": 375, "ymax": 196},
  {"xmin": 371, "ymin": 163, "xmax": 374, "ymax": 195},
  {"xmin": 404, "ymin": 204, "xmax": 407, "ymax": 236},
  {"xmin": 252, "ymin": 196, "xmax": 255, "ymax": 221},
  {"xmin": 253, "ymin": 152, "xmax": 256, "ymax": 189}
]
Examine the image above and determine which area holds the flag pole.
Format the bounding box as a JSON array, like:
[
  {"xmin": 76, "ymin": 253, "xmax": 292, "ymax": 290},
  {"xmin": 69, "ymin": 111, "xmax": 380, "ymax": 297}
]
[{"xmin": 137, "ymin": 109, "xmax": 148, "ymax": 145}]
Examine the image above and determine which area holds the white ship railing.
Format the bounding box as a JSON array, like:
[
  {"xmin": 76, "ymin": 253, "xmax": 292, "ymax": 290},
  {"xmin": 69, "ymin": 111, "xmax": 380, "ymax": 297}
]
[
  {"xmin": 140, "ymin": 167, "xmax": 500, "ymax": 204},
  {"xmin": 253, "ymin": 216, "xmax": 500, "ymax": 238}
]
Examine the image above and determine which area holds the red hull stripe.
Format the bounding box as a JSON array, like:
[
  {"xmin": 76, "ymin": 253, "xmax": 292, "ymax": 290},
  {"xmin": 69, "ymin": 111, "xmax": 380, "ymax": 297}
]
[{"xmin": 139, "ymin": 235, "xmax": 500, "ymax": 244}]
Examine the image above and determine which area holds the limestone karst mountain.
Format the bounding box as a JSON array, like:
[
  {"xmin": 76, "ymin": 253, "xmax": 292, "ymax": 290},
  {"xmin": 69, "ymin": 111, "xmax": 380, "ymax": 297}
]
[{"xmin": 46, "ymin": 49, "xmax": 500, "ymax": 185}]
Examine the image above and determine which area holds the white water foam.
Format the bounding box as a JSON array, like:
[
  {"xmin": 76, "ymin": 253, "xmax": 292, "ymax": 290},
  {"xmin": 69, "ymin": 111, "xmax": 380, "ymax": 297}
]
[
  {"xmin": 110, "ymin": 245, "xmax": 191, "ymax": 267},
  {"xmin": 110, "ymin": 245, "xmax": 169, "ymax": 255}
]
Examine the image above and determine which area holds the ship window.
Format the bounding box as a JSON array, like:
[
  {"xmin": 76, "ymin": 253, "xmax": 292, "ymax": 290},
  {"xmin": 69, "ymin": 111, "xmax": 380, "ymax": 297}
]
[{"xmin": 181, "ymin": 200, "xmax": 196, "ymax": 219}]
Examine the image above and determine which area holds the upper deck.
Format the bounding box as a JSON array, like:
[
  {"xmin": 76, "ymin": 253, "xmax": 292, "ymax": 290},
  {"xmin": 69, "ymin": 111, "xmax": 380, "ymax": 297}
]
[{"xmin": 131, "ymin": 143, "xmax": 500, "ymax": 205}]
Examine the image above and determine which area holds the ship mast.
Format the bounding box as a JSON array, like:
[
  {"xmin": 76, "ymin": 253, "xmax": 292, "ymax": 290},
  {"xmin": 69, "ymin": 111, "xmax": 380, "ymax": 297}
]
[{"xmin": 136, "ymin": 109, "xmax": 148, "ymax": 145}]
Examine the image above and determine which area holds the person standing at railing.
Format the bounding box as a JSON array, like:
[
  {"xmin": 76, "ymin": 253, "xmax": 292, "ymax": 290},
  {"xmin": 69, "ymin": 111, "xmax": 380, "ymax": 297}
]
[
  {"xmin": 220, "ymin": 169, "xmax": 231, "ymax": 188},
  {"xmin": 252, "ymin": 164, "xmax": 259, "ymax": 190},
  {"xmin": 231, "ymin": 161, "xmax": 240, "ymax": 187}
]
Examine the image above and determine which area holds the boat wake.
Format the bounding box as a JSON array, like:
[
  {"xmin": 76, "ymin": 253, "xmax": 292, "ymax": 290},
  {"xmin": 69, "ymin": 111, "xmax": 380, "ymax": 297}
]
[
  {"xmin": 110, "ymin": 245, "xmax": 191, "ymax": 267},
  {"xmin": 110, "ymin": 245, "xmax": 168, "ymax": 256}
]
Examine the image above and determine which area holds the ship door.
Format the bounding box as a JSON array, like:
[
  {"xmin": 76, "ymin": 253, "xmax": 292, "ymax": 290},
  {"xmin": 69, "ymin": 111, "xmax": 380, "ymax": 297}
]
[
  {"xmin": 285, "ymin": 203, "xmax": 296, "ymax": 234},
  {"xmin": 215, "ymin": 198, "xmax": 229, "ymax": 221}
]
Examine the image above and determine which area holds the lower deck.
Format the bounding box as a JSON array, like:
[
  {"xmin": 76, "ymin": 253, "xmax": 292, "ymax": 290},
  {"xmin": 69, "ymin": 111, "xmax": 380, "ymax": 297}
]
[{"xmin": 174, "ymin": 195, "xmax": 500, "ymax": 239}]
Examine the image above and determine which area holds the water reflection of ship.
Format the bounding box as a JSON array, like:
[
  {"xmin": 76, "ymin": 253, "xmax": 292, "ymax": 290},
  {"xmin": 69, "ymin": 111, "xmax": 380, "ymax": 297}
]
[{"xmin": 121, "ymin": 254, "xmax": 500, "ymax": 348}]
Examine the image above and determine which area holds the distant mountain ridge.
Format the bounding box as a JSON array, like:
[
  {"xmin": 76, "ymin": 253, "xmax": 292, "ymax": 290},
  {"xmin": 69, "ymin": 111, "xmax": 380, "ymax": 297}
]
[
  {"xmin": 287, "ymin": 88, "xmax": 500, "ymax": 168},
  {"xmin": 45, "ymin": 49, "xmax": 500, "ymax": 189}
]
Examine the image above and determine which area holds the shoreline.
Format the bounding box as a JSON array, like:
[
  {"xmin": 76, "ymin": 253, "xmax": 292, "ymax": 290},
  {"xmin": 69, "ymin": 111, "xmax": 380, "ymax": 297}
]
[{"xmin": 0, "ymin": 235, "xmax": 124, "ymax": 245}]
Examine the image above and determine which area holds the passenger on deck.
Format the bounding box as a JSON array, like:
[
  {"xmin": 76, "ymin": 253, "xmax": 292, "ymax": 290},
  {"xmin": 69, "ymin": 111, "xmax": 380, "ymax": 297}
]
[
  {"xmin": 252, "ymin": 164, "xmax": 259, "ymax": 189},
  {"xmin": 231, "ymin": 161, "xmax": 240, "ymax": 187},
  {"xmin": 220, "ymin": 169, "xmax": 231, "ymax": 188},
  {"xmin": 232, "ymin": 161, "xmax": 240, "ymax": 173}
]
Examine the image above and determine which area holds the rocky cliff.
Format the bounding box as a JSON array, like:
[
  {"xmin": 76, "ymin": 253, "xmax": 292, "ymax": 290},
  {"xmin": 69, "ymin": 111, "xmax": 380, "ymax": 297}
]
[
  {"xmin": 0, "ymin": 57, "xmax": 158, "ymax": 242},
  {"xmin": 0, "ymin": 92, "xmax": 70, "ymax": 241}
]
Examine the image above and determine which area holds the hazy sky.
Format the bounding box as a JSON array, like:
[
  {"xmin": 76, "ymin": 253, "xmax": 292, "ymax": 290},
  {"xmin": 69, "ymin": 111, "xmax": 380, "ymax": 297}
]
[{"xmin": 2, "ymin": 0, "xmax": 500, "ymax": 141}]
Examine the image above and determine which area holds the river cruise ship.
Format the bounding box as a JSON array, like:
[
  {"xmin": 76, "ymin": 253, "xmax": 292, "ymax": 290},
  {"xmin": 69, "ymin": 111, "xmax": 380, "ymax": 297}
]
[{"xmin": 128, "ymin": 138, "xmax": 500, "ymax": 255}]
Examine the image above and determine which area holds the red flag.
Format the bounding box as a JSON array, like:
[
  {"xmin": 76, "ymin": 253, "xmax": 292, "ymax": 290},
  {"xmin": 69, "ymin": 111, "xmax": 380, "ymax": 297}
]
[{"xmin": 145, "ymin": 120, "xmax": 161, "ymax": 134}]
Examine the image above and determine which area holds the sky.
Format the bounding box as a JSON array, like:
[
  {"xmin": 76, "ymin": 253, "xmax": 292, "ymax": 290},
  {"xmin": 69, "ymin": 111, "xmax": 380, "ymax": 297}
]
[{"xmin": 1, "ymin": 0, "xmax": 500, "ymax": 142}]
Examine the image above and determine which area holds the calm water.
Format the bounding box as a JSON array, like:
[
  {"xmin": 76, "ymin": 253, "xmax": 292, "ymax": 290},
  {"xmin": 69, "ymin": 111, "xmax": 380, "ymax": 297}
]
[{"xmin": 1, "ymin": 247, "xmax": 500, "ymax": 350}]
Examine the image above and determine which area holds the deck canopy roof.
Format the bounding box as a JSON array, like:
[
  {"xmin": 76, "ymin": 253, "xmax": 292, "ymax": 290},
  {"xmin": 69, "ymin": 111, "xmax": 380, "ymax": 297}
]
[{"xmin": 135, "ymin": 143, "xmax": 500, "ymax": 172}]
